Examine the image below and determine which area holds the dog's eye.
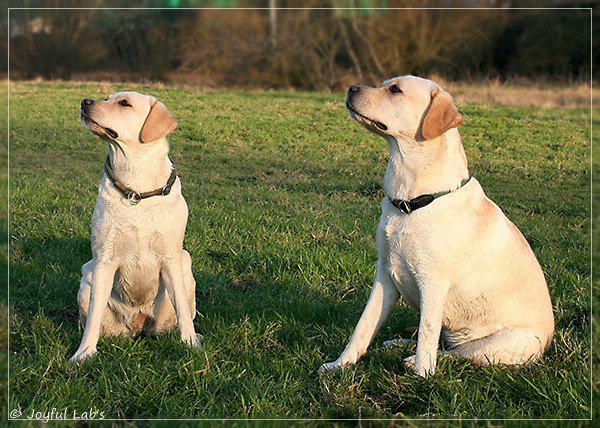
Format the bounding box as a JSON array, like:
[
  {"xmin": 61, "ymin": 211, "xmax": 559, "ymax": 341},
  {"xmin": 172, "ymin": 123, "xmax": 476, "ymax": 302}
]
[
  {"xmin": 389, "ymin": 85, "xmax": 403, "ymax": 94},
  {"xmin": 119, "ymin": 99, "xmax": 132, "ymax": 107}
]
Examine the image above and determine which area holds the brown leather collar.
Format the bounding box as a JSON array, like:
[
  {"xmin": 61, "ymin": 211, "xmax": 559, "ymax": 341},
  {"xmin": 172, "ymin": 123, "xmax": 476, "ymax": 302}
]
[{"xmin": 104, "ymin": 156, "xmax": 177, "ymax": 205}]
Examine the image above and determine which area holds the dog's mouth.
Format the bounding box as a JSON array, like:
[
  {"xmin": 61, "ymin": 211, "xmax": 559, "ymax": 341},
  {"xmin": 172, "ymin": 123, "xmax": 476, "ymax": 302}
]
[
  {"xmin": 80, "ymin": 111, "xmax": 119, "ymax": 140},
  {"xmin": 346, "ymin": 101, "xmax": 388, "ymax": 132},
  {"xmin": 104, "ymin": 128, "xmax": 119, "ymax": 139}
]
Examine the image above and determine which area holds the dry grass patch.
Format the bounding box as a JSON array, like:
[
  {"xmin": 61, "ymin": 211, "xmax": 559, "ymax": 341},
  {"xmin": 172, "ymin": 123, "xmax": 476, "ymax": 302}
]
[
  {"xmin": 38, "ymin": 75, "xmax": 598, "ymax": 110},
  {"xmin": 431, "ymin": 76, "xmax": 595, "ymax": 110}
]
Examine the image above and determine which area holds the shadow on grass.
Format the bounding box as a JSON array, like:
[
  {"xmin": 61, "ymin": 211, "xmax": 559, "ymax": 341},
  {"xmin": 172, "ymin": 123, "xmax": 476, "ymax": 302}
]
[{"xmin": 8, "ymin": 232, "xmax": 390, "ymax": 358}]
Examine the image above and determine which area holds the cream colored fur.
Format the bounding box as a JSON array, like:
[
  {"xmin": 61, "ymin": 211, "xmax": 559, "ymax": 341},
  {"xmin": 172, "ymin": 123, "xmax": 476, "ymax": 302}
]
[
  {"xmin": 321, "ymin": 76, "xmax": 554, "ymax": 377},
  {"xmin": 70, "ymin": 92, "xmax": 200, "ymax": 362}
]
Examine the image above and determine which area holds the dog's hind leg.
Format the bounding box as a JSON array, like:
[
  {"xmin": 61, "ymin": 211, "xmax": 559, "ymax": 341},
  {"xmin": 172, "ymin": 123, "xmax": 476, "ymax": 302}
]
[
  {"xmin": 447, "ymin": 327, "xmax": 550, "ymax": 366},
  {"xmin": 146, "ymin": 285, "xmax": 176, "ymax": 335}
]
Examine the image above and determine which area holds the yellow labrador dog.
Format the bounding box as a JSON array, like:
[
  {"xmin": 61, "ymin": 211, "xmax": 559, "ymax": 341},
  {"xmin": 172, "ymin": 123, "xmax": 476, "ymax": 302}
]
[
  {"xmin": 70, "ymin": 92, "xmax": 200, "ymax": 362},
  {"xmin": 321, "ymin": 76, "xmax": 554, "ymax": 377}
]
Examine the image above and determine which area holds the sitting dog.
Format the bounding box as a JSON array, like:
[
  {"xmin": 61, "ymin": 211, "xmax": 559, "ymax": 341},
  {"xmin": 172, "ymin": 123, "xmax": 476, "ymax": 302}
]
[
  {"xmin": 321, "ymin": 76, "xmax": 554, "ymax": 377},
  {"xmin": 70, "ymin": 92, "xmax": 200, "ymax": 362}
]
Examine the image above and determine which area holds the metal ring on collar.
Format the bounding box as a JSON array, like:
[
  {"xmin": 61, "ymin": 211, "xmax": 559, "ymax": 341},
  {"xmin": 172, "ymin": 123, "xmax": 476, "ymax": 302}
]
[
  {"xmin": 161, "ymin": 185, "xmax": 172, "ymax": 196},
  {"xmin": 127, "ymin": 191, "xmax": 142, "ymax": 205}
]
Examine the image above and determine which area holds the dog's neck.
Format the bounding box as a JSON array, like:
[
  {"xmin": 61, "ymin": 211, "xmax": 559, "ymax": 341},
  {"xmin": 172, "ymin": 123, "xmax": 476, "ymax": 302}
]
[
  {"xmin": 383, "ymin": 129, "xmax": 470, "ymax": 201},
  {"xmin": 106, "ymin": 139, "xmax": 173, "ymax": 192}
]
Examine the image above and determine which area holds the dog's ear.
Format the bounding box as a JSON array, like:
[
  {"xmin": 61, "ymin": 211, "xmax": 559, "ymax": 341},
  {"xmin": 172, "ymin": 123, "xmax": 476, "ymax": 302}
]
[
  {"xmin": 421, "ymin": 87, "xmax": 462, "ymax": 141},
  {"xmin": 140, "ymin": 99, "xmax": 178, "ymax": 143}
]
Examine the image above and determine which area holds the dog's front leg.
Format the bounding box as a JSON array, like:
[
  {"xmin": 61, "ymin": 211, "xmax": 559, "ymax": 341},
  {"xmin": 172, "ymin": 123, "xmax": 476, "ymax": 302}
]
[
  {"xmin": 404, "ymin": 282, "xmax": 448, "ymax": 377},
  {"xmin": 69, "ymin": 262, "xmax": 117, "ymax": 362},
  {"xmin": 320, "ymin": 265, "xmax": 399, "ymax": 372},
  {"xmin": 162, "ymin": 259, "xmax": 200, "ymax": 348}
]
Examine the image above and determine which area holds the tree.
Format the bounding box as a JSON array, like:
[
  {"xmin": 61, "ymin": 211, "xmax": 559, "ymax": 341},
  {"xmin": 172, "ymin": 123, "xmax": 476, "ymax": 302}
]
[{"xmin": 9, "ymin": 5, "xmax": 105, "ymax": 80}]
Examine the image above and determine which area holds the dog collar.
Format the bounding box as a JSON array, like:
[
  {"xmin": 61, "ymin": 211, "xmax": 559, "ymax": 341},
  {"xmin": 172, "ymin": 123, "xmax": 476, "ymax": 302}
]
[
  {"xmin": 389, "ymin": 175, "xmax": 472, "ymax": 215},
  {"xmin": 104, "ymin": 156, "xmax": 177, "ymax": 205}
]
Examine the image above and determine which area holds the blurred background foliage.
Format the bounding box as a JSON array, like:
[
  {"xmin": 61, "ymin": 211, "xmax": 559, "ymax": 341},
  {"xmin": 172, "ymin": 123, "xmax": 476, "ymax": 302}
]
[{"xmin": 4, "ymin": 0, "xmax": 595, "ymax": 90}]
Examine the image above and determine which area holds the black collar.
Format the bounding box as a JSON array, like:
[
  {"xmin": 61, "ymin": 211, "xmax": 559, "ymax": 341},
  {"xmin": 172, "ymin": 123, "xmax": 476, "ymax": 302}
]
[
  {"xmin": 389, "ymin": 175, "xmax": 472, "ymax": 215},
  {"xmin": 104, "ymin": 156, "xmax": 177, "ymax": 205}
]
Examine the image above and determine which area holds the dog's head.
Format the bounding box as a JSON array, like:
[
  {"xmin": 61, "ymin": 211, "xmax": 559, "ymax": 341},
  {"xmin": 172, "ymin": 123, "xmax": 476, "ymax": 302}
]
[
  {"xmin": 346, "ymin": 75, "xmax": 462, "ymax": 142},
  {"xmin": 80, "ymin": 92, "xmax": 178, "ymax": 145}
]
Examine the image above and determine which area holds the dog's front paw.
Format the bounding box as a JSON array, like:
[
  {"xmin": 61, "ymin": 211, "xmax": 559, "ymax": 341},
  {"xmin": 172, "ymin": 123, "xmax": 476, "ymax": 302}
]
[
  {"xmin": 319, "ymin": 355, "xmax": 359, "ymax": 374},
  {"xmin": 183, "ymin": 333, "xmax": 203, "ymax": 349},
  {"xmin": 69, "ymin": 346, "xmax": 97, "ymax": 363},
  {"xmin": 319, "ymin": 361, "xmax": 340, "ymax": 374},
  {"xmin": 403, "ymin": 354, "xmax": 436, "ymax": 377}
]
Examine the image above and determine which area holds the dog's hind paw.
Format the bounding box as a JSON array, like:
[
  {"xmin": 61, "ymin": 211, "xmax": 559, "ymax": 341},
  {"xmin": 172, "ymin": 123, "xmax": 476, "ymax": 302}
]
[
  {"xmin": 193, "ymin": 334, "xmax": 204, "ymax": 348},
  {"xmin": 383, "ymin": 338, "xmax": 416, "ymax": 348},
  {"xmin": 402, "ymin": 355, "xmax": 416, "ymax": 371}
]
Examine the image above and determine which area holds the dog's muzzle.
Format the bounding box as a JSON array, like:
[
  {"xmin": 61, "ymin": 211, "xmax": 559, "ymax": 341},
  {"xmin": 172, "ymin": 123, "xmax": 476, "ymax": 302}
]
[
  {"xmin": 346, "ymin": 88, "xmax": 388, "ymax": 131},
  {"xmin": 80, "ymin": 98, "xmax": 119, "ymax": 139}
]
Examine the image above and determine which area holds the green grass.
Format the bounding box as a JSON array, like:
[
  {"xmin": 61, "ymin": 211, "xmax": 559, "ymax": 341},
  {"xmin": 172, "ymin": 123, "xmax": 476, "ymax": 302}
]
[
  {"xmin": 1, "ymin": 81, "xmax": 8, "ymax": 424},
  {"xmin": 7, "ymin": 81, "xmax": 591, "ymax": 422}
]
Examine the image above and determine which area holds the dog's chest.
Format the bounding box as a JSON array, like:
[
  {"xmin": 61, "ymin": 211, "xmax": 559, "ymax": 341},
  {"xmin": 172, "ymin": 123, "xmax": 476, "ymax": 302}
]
[
  {"xmin": 93, "ymin": 199, "xmax": 180, "ymax": 253},
  {"xmin": 91, "ymin": 191, "xmax": 187, "ymax": 302},
  {"xmin": 109, "ymin": 223, "xmax": 167, "ymax": 302},
  {"xmin": 377, "ymin": 210, "xmax": 426, "ymax": 310}
]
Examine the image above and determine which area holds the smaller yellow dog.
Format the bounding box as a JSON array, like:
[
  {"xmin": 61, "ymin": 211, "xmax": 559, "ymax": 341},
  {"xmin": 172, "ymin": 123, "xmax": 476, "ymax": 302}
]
[{"xmin": 71, "ymin": 92, "xmax": 200, "ymax": 362}]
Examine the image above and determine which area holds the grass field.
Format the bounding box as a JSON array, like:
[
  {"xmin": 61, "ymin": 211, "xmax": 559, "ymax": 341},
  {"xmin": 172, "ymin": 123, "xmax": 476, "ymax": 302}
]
[{"xmin": 6, "ymin": 80, "xmax": 592, "ymax": 423}]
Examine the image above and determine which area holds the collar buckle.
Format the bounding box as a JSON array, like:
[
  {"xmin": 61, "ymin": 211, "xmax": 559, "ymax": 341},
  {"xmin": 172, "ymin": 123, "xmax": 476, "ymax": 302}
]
[
  {"xmin": 398, "ymin": 200, "xmax": 412, "ymax": 215},
  {"xmin": 389, "ymin": 175, "xmax": 472, "ymax": 215}
]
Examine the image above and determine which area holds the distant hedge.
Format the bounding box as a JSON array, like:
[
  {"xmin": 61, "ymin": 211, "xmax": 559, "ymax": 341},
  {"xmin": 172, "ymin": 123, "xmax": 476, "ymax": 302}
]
[{"xmin": 5, "ymin": 3, "xmax": 595, "ymax": 89}]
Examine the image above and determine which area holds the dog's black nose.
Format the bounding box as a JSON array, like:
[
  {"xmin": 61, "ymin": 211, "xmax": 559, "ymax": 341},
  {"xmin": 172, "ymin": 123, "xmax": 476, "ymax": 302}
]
[
  {"xmin": 81, "ymin": 98, "xmax": 94, "ymax": 107},
  {"xmin": 348, "ymin": 85, "xmax": 360, "ymax": 93}
]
